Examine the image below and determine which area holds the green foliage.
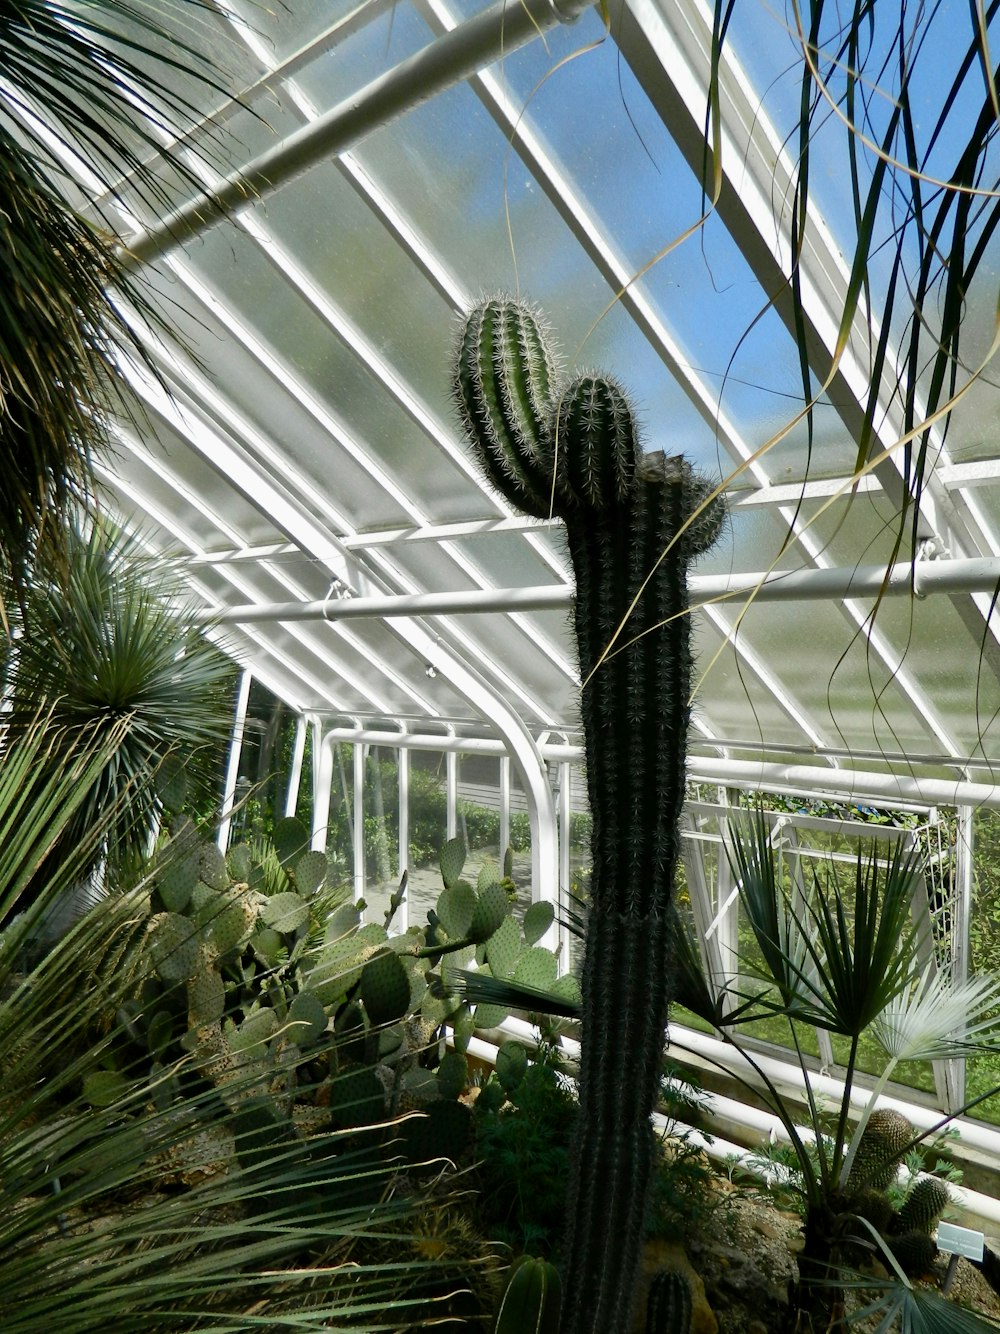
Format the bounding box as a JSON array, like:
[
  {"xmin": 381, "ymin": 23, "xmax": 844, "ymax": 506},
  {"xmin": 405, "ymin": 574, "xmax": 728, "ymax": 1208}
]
[
  {"xmin": 471, "ymin": 1039, "xmax": 579, "ymax": 1258},
  {"xmin": 647, "ymin": 1068, "xmax": 726, "ymax": 1245}
]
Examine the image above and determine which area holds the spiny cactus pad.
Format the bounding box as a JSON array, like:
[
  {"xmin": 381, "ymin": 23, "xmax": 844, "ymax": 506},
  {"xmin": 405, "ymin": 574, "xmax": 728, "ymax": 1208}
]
[
  {"xmin": 470, "ymin": 882, "xmax": 511, "ymax": 943},
  {"xmin": 157, "ymin": 850, "xmax": 201, "ymax": 913},
  {"xmin": 436, "ymin": 1050, "xmax": 468, "ymax": 1101},
  {"xmin": 287, "ymin": 990, "xmax": 328, "ymax": 1045},
  {"xmin": 437, "ymin": 882, "xmax": 476, "ymax": 939},
  {"xmin": 513, "ymin": 945, "xmax": 558, "ymax": 991},
  {"xmin": 293, "ymin": 849, "xmax": 327, "ymax": 896},
  {"xmin": 148, "ymin": 912, "xmax": 200, "ymax": 982},
  {"xmin": 360, "ymin": 949, "xmax": 411, "ymax": 1026},
  {"xmin": 438, "ymin": 835, "xmax": 467, "ymax": 890},
  {"xmin": 261, "ymin": 891, "xmax": 309, "ymax": 935},
  {"xmin": 187, "ymin": 962, "xmax": 225, "ymax": 1025},
  {"xmin": 484, "ymin": 915, "xmax": 521, "ymax": 978},
  {"xmin": 523, "ymin": 900, "xmax": 554, "ymax": 945},
  {"xmin": 199, "ymin": 841, "xmax": 229, "ymax": 891}
]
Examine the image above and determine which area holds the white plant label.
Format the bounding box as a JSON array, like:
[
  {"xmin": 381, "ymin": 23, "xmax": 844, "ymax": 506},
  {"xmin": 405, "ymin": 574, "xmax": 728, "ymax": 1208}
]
[{"xmin": 937, "ymin": 1222, "xmax": 985, "ymax": 1261}]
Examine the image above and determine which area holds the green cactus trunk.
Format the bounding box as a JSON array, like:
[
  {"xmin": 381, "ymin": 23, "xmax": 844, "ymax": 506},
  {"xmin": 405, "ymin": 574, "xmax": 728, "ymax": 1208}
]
[
  {"xmin": 558, "ymin": 468, "xmax": 699, "ymax": 1333},
  {"xmin": 453, "ymin": 298, "xmax": 724, "ymax": 1334}
]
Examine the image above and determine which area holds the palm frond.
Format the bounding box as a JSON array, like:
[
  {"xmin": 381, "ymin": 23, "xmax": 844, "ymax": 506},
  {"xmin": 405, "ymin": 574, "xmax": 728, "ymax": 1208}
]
[
  {"xmin": 873, "ymin": 965, "xmax": 1000, "ymax": 1063},
  {"xmin": 455, "ymin": 968, "xmax": 582, "ymax": 1019}
]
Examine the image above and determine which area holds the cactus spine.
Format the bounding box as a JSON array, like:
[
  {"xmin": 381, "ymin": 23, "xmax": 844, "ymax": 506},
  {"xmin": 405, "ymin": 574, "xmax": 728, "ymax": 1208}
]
[
  {"xmin": 454, "ymin": 297, "xmax": 725, "ymax": 1334},
  {"xmin": 645, "ymin": 1270, "xmax": 693, "ymax": 1334}
]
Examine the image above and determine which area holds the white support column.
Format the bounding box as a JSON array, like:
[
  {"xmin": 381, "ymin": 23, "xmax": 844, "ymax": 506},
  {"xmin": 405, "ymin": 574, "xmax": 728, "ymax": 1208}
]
[
  {"xmin": 553, "ymin": 762, "xmax": 572, "ymax": 963},
  {"xmin": 216, "ymin": 668, "xmax": 252, "ymax": 852},
  {"xmin": 500, "ymin": 756, "xmax": 511, "ymax": 863},
  {"xmin": 284, "ymin": 714, "xmax": 307, "ymax": 818},
  {"xmin": 353, "ymin": 742, "xmax": 366, "ymax": 905},
  {"xmin": 446, "ymin": 750, "xmax": 458, "ymax": 841},
  {"xmin": 397, "ymin": 746, "xmax": 410, "ymax": 932},
  {"xmin": 949, "ymin": 807, "xmax": 976, "ymax": 1109},
  {"xmin": 310, "ymin": 717, "xmax": 333, "ymax": 854}
]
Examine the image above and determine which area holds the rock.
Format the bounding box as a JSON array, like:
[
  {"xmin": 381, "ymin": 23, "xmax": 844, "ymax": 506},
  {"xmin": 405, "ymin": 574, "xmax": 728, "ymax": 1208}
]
[{"xmin": 634, "ymin": 1239, "xmax": 718, "ymax": 1334}]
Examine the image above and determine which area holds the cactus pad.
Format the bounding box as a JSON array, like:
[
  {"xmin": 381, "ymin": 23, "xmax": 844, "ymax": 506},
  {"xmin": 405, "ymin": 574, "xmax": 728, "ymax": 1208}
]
[
  {"xmin": 470, "ymin": 882, "xmax": 510, "ymax": 943},
  {"xmin": 360, "ymin": 949, "xmax": 411, "ymax": 1026},
  {"xmin": 523, "ymin": 900, "xmax": 554, "ymax": 945},
  {"xmin": 293, "ymin": 849, "xmax": 327, "ymax": 896},
  {"xmin": 287, "ymin": 990, "xmax": 328, "ymax": 1046},
  {"xmin": 273, "ymin": 815, "xmax": 309, "ymax": 867},
  {"xmin": 496, "ymin": 1040, "xmax": 528, "ymax": 1093},
  {"xmin": 513, "ymin": 945, "xmax": 558, "ymax": 991},
  {"xmin": 437, "ymin": 881, "xmax": 476, "ymax": 940},
  {"xmin": 156, "ymin": 849, "xmax": 201, "ymax": 913},
  {"xmin": 436, "ymin": 1050, "xmax": 469, "ymax": 1101},
  {"xmin": 484, "ymin": 915, "xmax": 521, "ymax": 978},
  {"xmin": 438, "ymin": 835, "xmax": 467, "ymax": 890},
  {"xmin": 187, "ymin": 962, "xmax": 225, "ymax": 1025},
  {"xmin": 148, "ymin": 912, "xmax": 200, "ymax": 982},
  {"xmin": 261, "ymin": 890, "xmax": 309, "ymax": 934},
  {"xmin": 199, "ymin": 841, "xmax": 229, "ymax": 891}
]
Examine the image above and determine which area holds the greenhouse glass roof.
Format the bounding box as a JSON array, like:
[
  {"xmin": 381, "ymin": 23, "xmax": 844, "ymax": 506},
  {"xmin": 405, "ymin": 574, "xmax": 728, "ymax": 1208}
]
[{"xmin": 68, "ymin": 0, "xmax": 1000, "ymax": 804}]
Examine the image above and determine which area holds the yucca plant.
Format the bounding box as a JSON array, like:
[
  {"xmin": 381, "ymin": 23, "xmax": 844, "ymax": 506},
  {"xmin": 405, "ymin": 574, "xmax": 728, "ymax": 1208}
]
[{"xmin": 3, "ymin": 513, "xmax": 235, "ymax": 907}]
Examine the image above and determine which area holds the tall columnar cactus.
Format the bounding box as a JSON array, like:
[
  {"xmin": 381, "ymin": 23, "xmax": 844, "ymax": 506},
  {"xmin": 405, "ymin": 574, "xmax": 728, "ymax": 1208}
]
[{"xmin": 454, "ymin": 297, "xmax": 725, "ymax": 1333}]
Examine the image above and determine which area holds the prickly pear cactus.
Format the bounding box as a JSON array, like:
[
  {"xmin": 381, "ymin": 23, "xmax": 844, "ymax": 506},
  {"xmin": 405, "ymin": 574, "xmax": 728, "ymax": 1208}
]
[{"xmin": 454, "ymin": 296, "xmax": 724, "ymax": 1333}]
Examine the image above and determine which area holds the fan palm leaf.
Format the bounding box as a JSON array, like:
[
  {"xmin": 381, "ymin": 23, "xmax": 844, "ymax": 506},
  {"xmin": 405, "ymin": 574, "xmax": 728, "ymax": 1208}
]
[{"xmin": 725, "ymin": 810, "xmax": 928, "ymax": 1038}]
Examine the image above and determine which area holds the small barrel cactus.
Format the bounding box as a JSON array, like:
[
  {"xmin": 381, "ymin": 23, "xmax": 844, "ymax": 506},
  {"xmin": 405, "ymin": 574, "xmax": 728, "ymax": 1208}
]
[
  {"xmin": 847, "ymin": 1108, "xmax": 913, "ymax": 1191},
  {"xmin": 894, "ymin": 1176, "xmax": 950, "ymax": 1235},
  {"xmin": 492, "ymin": 1255, "xmax": 561, "ymax": 1334},
  {"xmin": 887, "ymin": 1229, "xmax": 938, "ymax": 1277},
  {"xmin": 645, "ymin": 1268, "xmax": 693, "ymax": 1334}
]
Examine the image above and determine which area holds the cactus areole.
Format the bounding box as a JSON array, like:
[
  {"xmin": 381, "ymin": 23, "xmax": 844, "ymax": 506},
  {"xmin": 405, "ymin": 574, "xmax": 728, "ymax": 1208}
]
[{"xmin": 453, "ymin": 297, "xmax": 725, "ymax": 1333}]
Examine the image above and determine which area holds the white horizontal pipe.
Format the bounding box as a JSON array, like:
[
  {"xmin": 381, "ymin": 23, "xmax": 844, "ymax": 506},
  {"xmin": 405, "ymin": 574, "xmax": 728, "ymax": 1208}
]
[
  {"xmin": 121, "ymin": 0, "xmax": 592, "ymax": 266},
  {"xmin": 196, "ymin": 556, "xmax": 1000, "ymax": 624},
  {"xmin": 688, "ymin": 757, "xmax": 1000, "ymax": 811},
  {"xmin": 196, "ymin": 584, "xmax": 571, "ymax": 623},
  {"xmin": 489, "ymin": 1019, "xmax": 1000, "ymax": 1232},
  {"xmin": 310, "ymin": 729, "xmax": 1000, "ymax": 810},
  {"xmin": 320, "ymin": 726, "xmax": 580, "ymax": 761}
]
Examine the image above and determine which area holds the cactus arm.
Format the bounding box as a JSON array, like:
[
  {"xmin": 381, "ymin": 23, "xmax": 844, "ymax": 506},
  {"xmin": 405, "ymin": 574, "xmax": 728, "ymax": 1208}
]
[{"xmin": 453, "ymin": 297, "xmax": 559, "ymax": 518}]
